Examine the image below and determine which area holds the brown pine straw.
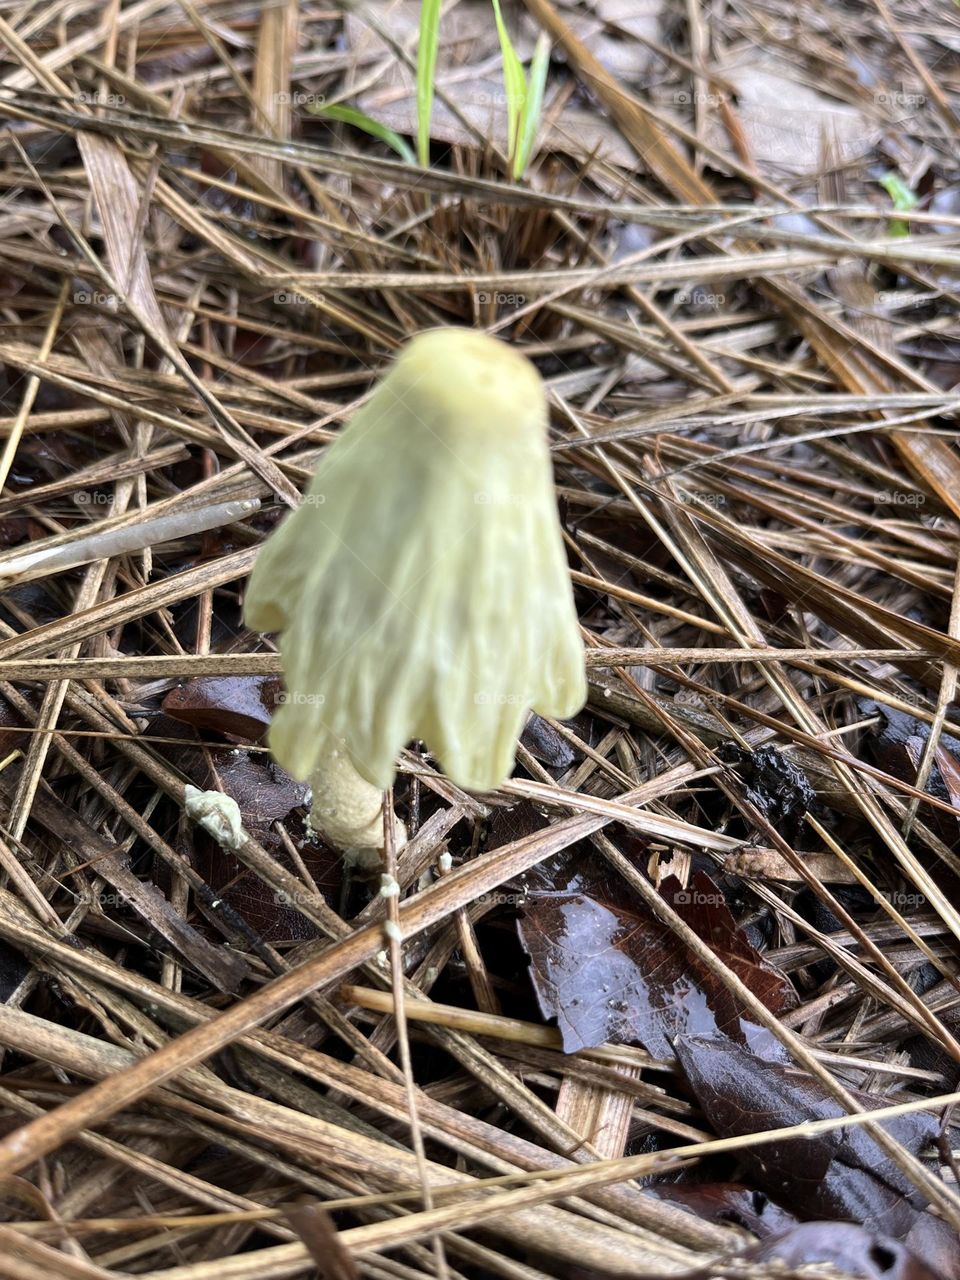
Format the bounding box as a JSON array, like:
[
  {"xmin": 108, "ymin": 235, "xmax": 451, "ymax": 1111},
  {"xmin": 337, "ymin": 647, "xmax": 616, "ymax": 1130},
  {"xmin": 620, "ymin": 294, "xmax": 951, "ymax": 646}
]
[{"xmin": 1, "ymin": 0, "xmax": 960, "ymax": 1273}]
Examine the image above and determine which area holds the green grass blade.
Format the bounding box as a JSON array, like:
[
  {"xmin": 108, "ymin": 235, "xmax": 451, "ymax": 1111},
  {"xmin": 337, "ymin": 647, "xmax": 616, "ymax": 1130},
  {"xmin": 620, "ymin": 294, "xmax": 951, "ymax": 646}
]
[
  {"xmin": 416, "ymin": 0, "xmax": 442, "ymax": 167},
  {"xmin": 514, "ymin": 32, "xmax": 550, "ymax": 178},
  {"xmin": 310, "ymin": 103, "xmax": 416, "ymax": 165},
  {"xmin": 490, "ymin": 0, "xmax": 526, "ymax": 172},
  {"xmin": 878, "ymin": 171, "xmax": 917, "ymax": 239}
]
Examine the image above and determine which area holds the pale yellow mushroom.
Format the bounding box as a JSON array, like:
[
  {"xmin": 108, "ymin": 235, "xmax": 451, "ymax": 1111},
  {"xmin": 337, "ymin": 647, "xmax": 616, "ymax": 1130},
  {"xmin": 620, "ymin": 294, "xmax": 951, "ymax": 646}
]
[{"xmin": 245, "ymin": 327, "xmax": 586, "ymax": 862}]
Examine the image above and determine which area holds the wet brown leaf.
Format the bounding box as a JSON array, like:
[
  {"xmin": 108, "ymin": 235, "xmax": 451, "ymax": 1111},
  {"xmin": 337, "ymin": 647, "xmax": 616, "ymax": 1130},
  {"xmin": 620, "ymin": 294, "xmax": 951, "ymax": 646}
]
[
  {"xmin": 863, "ymin": 701, "xmax": 960, "ymax": 838},
  {"xmin": 747, "ymin": 1222, "xmax": 949, "ymax": 1280},
  {"xmin": 654, "ymin": 1222, "xmax": 947, "ymax": 1280},
  {"xmin": 675, "ymin": 1035, "xmax": 958, "ymax": 1275},
  {"xmin": 645, "ymin": 1180, "xmax": 799, "ymax": 1238},
  {"xmin": 196, "ymin": 747, "xmax": 335, "ymax": 943},
  {"xmin": 518, "ymin": 856, "xmax": 796, "ymax": 1055},
  {"xmin": 152, "ymin": 714, "xmax": 333, "ymax": 942},
  {"xmin": 162, "ymin": 674, "xmax": 280, "ymax": 740}
]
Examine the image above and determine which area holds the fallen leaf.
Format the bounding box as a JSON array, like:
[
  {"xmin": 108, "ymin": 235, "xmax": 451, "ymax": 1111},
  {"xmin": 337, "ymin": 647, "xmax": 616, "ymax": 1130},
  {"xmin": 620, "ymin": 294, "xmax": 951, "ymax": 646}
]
[
  {"xmin": 152, "ymin": 715, "xmax": 334, "ymax": 943},
  {"xmin": 651, "ymin": 1222, "xmax": 947, "ymax": 1280},
  {"xmin": 519, "ymin": 713, "xmax": 576, "ymax": 769},
  {"xmin": 675, "ymin": 1035, "xmax": 958, "ymax": 1275},
  {"xmin": 162, "ymin": 674, "xmax": 280, "ymax": 741},
  {"xmin": 517, "ymin": 855, "xmax": 795, "ymax": 1055},
  {"xmin": 861, "ymin": 700, "xmax": 960, "ymax": 839},
  {"xmin": 341, "ymin": 1, "xmax": 648, "ymax": 167},
  {"xmin": 645, "ymin": 1180, "xmax": 799, "ymax": 1238},
  {"xmin": 748, "ymin": 1222, "xmax": 949, "ymax": 1280},
  {"xmin": 196, "ymin": 747, "xmax": 336, "ymax": 943},
  {"xmin": 702, "ymin": 57, "xmax": 878, "ymax": 176}
]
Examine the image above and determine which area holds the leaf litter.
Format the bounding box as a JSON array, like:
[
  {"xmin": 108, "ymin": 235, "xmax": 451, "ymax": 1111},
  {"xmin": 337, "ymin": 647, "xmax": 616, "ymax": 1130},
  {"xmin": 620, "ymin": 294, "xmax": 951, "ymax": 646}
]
[{"xmin": 0, "ymin": 0, "xmax": 958, "ymax": 1277}]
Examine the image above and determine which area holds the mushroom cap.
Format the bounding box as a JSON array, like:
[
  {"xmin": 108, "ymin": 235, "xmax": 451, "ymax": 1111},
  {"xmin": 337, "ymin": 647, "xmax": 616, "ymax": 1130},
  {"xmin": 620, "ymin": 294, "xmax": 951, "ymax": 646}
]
[{"xmin": 245, "ymin": 327, "xmax": 586, "ymax": 791}]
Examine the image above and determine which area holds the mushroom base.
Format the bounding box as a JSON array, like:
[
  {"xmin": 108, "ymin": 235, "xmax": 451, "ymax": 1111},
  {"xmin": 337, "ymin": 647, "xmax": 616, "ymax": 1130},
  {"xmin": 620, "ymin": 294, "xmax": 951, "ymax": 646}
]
[{"xmin": 306, "ymin": 738, "xmax": 407, "ymax": 868}]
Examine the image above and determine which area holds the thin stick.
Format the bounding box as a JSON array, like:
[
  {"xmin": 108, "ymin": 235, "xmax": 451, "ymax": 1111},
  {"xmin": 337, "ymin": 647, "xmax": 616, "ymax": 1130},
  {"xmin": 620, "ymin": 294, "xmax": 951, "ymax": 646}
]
[
  {"xmin": 0, "ymin": 280, "xmax": 68, "ymax": 493},
  {"xmin": 0, "ymin": 498, "xmax": 260, "ymax": 585},
  {"xmin": 381, "ymin": 792, "xmax": 449, "ymax": 1280}
]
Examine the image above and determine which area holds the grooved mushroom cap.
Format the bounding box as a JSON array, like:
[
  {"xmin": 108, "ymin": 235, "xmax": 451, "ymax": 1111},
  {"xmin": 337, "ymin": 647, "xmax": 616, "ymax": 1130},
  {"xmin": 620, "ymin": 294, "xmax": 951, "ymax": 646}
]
[{"xmin": 245, "ymin": 327, "xmax": 586, "ymax": 792}]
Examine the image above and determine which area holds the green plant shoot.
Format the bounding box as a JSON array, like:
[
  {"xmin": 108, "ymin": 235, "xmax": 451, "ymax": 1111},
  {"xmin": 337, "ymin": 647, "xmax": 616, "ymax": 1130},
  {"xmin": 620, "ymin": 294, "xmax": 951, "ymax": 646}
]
[
  {"xmin": 416, "ymin": 0, "xmax": 442, "ymax": 166},
  {"xmin": 514, "ymin": 33, "xmax": 550, "ymax": 178},
  {"xmin": 308, "ymin": 103, "xmax": 416, "ymax": 165},
  {"xmin": 491, "ymin": 0, "xmax": 527, "ymax": 174},
  {"xmin": 490, "ymin": 5, "xmax": 550, "ymax": 179},
  {"xmin": 878, "ymin": 171, "xmax": 917, "ymax": 239}
]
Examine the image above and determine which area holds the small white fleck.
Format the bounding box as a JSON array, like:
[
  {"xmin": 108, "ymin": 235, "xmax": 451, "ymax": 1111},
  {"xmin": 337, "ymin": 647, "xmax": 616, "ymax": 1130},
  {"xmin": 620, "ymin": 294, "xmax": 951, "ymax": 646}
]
[
  {"xmin": 184, "ymin": 785, "xmax": 245, "ymax": 850},
  {"xmin": 383, "ymin": 919, "xmax": 403, "ymax": 942},
  {"xmin": 438, "ymin": 851, "xmax": 453, "ymax": 874},
  {"xmin": 379, "ymin": 873, "xmax": 400, "ymax": 899}
]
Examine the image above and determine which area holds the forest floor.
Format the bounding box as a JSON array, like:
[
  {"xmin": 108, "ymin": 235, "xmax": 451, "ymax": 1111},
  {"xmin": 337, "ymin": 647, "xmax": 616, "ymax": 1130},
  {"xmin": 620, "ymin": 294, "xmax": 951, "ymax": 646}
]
[{"xmin": 0, "ymin": 1, "xmax": 959, "ymax": 1278}]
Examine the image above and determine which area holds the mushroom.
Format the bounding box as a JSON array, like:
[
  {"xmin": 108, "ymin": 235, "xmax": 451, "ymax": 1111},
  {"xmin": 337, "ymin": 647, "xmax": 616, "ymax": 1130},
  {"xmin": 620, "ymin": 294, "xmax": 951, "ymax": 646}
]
[{"xmin": 244, "ymin": 327, "xmax": 586, "ymax": 864}]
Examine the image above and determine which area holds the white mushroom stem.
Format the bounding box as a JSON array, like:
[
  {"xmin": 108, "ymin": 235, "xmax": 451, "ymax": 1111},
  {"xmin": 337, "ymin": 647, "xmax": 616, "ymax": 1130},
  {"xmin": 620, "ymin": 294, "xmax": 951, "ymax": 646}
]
[{"xmin": 306, "ymin": 738, "xmax": 406, "ymax": 869}]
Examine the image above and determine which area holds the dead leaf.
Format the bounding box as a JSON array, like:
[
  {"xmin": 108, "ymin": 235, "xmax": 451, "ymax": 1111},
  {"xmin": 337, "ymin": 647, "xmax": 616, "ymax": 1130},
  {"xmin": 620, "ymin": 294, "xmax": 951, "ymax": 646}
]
[
  {"xmin": 342, "ymin": 1, "xmax": 646, "ymax": 167},
  {"xmin": 284, "ymin": 1204, "xmax": 358, "ymax": 1279},
  {"xmin": 675, "ymin": 1034, "xmax": 958, "ymax": 1276},
  {"xmin": 517, "ymin": 854, "xmax": 796, "ymax": 1055},
  {"xmin": 150, "ymin": 713, "xmax": 332, "ymax": 942},
  {"xmin": 645, "ymin": 1180, "xmax": 799, "ymax": 1238},
  {"xmin": 862, "ymin": 700, "xmax": 960, "ymax": 838},
  {"xmin": 651, "ymin": 1222, "xmax": 948, "ymax": 1280},
  {"xmin": 162, "ymin": 674, "xmax": 280, "ymax": 741},
  {"xmin": 703, "ymin": 58, "xmax": 878, "ymax": 176}
]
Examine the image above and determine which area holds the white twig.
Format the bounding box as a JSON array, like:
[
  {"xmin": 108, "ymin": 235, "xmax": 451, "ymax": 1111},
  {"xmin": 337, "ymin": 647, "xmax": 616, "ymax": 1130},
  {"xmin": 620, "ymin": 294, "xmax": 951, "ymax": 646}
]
[
  {"xmin": 0, "ymin": 498, "xmax": 260, "ymax": 586},
  {"xmin": 382, "ymin": 791, "xmax": 449, "ymax": 1280}
]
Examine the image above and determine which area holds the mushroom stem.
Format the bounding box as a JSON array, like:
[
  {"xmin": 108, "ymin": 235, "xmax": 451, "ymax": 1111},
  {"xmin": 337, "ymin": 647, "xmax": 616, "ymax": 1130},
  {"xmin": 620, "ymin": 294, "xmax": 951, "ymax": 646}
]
[{"xmin": 307, "ymin": 738, "xmax": 406, "ymax": 869}]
